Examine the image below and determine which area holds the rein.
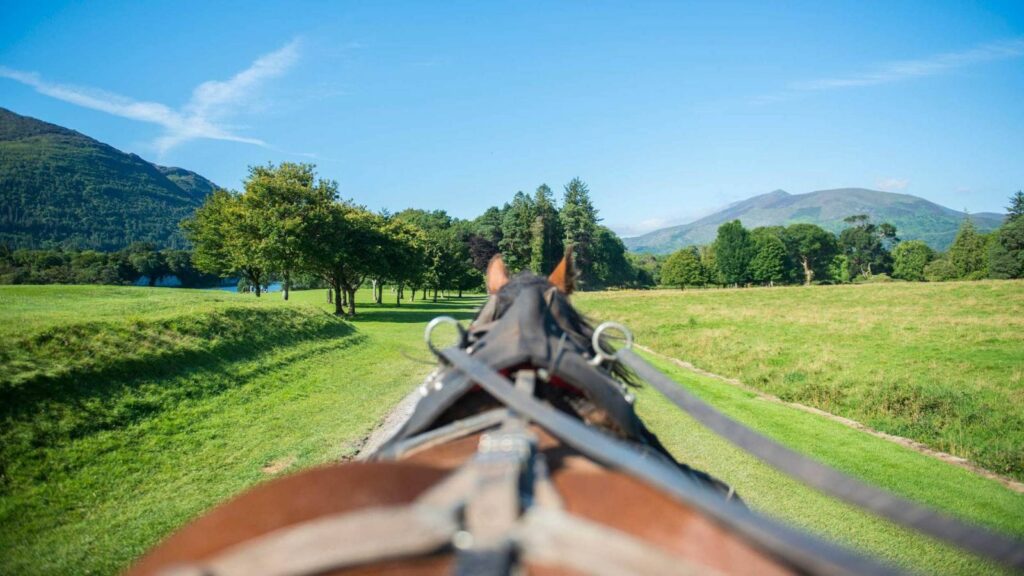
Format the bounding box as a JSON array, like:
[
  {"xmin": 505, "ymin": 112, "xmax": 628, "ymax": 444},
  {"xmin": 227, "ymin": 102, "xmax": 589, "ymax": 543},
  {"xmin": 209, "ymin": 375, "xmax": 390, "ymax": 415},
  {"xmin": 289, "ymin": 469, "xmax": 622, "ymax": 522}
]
[{"xmin": 158, "ymin": 282, "xmax": 1024, "ymax": 575}]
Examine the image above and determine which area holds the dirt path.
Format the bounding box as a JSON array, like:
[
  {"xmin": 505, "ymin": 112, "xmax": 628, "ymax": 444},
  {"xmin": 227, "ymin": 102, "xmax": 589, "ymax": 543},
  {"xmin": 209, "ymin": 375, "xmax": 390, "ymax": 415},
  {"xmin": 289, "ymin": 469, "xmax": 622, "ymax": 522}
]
[
  {"xmin": 635, "ymin": 344, "xmax": 1024, "ymax": 494},
  {"xmin": 353, "ymin": 388, "xmax": 423, "ymax": 459}
]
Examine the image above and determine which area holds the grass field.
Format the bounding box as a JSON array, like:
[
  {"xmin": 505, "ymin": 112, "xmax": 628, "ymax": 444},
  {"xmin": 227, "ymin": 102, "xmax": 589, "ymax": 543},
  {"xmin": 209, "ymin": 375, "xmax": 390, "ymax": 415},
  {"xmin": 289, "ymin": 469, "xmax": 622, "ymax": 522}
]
[
  {"xmin": 1, "ymin": 283, "xmax": 1021, "ymax": 575},
  {"xmin": 576, "ymin": 281, "xmax": 1024, "ymax": 481}
]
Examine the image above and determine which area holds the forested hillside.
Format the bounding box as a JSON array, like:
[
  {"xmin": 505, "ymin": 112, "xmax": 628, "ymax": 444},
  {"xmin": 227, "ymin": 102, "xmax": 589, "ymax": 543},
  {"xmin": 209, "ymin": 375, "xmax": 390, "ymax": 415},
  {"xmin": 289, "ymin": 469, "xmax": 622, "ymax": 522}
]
[
  {"xmin": 0, "ymin": 108, "xmax": 216, "ymax": 250},
  {"xmin": 626, "ymin": 188, "xmax": 1005, "ymax": 254}
]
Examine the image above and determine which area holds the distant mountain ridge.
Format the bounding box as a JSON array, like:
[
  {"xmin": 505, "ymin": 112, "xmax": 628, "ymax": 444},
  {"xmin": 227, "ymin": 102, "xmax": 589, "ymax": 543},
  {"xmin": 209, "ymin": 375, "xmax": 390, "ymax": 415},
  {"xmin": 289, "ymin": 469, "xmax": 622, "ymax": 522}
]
[
  {"xmin": 0, "ymin": 107, "xmax": 217, "ymax": 250},
  {"xmin": 624, "ymin": 188, "xmax": 1005, "ymax": 254}
]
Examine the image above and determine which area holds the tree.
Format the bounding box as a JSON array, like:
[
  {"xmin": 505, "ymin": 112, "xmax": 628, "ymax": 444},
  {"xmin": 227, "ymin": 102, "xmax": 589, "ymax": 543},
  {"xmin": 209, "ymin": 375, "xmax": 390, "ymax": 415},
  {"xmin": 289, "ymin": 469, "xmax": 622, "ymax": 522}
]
[
  {"xmin": 529, "ymin": 184, "xmax": 564, "ymax": 274},
  {"xmin": 948, "ymin": 216, "xmax": 988, "ymax": 278},
  {"xmin": 1008, "ymin": 190, "xmax": 1024, "ymax": 220},
  {"xmin": 589, "ymin": 226, "xmax": 633, "ymax": 288},
  {"xmin": 838, "ymin": 215, "xmax": 898, "ymax": 278},
  {"xmin": 499, "ymin": 191, "xmax": 535, "ymax": 272},
  {"xmin": 698, "ymin": 245, "xmax": 723, "ymax": 286},
  {"xmin": 627, "ymin": 252, "xmax": 661, "ymax": 287},
  {"xmin": 661, "ymin": 247, "xmax": 703, "ymax": 289},
  {"xmin": 560, "ymin": 178, "xmax": 599, "ymax": 286},
  {"xmin": 784, "ymin": 223, "xmax": 838, "ymax": 285},
  {"xmin": 304, "ymin": 201, "xmax": 382, "ymax": 316},
  {"xmin": 988, "ymin": 224, "xmax": 1024, "ymax": 279},
  {"xmin": 373, "ymin": 217, "xmax": 427, "ymax": 306},
  {"xmin": 987, "ymin": 192, "xmax": 1024, "ymax": 279},
  {"xmin": 713, "ymin": 220, "xmax": 753, "ymax": 286},
  {"xmin": 749, "ymin": 229, "xmax": 787, "ymax": 286},
  {"xmin": 182, "ymin": 189, "xmax": 269, "ymax": 296},
  {"xmin": 243, "ymin": 162, "xmax": 335, "ymax": 300},
  {"xmin": 126, "ymin": 242, "xmax": 168, "ymax": 286},
  {"xmin": 891, "ymin": 240, "xmax": 934, "ymax": 281},
  {"xmin": 924, "ymin": 257, "xmax": 958, "ymax": 282}
]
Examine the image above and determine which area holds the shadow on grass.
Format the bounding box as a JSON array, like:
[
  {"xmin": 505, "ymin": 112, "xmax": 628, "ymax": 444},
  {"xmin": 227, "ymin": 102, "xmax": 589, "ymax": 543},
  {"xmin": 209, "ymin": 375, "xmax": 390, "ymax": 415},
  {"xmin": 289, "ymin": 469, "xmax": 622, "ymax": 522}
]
[{"xmin": 350, "ymin": 297, "xmax": 487, "ymax": 324}]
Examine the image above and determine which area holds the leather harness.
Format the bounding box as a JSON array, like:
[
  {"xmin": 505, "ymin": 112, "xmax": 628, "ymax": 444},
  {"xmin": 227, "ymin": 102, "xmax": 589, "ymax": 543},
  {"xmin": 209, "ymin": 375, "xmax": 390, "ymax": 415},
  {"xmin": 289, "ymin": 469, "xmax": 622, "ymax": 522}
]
[{"xmin": 162, "ymin": 282, "xmax": 1024, "ymax": 575}]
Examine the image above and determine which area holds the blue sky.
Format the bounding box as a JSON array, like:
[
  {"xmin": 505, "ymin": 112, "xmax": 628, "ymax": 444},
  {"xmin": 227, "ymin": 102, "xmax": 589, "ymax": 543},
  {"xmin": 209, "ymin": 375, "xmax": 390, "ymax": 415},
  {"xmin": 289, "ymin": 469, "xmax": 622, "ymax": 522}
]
[{"xmin": 2, "ymin": 1, "xmax": 1022, "ymax": 236}]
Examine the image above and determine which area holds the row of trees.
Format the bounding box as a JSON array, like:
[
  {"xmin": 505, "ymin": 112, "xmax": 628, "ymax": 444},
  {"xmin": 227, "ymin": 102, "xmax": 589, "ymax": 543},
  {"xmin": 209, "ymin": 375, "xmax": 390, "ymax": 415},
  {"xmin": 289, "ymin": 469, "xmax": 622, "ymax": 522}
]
[
  {"xmin": 916, "ymin": 191, "xmax": 1024, "ymax": 281},
  {"xmin": 180, "ymin": 163, "xmax": 640, "ymax": 315},
  {"xmin": 0, "ymin": 242, "xmax": 218, "ymax": 287},
  {"xmin": 656, "ymin": 191, "xmax": 1024, "ymax": 288}
]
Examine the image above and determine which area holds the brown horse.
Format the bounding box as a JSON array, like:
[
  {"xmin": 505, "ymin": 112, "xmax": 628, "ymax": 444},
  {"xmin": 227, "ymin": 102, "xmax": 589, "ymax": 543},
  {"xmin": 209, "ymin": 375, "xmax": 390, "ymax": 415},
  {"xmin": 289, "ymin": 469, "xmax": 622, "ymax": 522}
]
[{"xmin": 129, "ymin": 253, "xmax": 1021, "ymax": 576}]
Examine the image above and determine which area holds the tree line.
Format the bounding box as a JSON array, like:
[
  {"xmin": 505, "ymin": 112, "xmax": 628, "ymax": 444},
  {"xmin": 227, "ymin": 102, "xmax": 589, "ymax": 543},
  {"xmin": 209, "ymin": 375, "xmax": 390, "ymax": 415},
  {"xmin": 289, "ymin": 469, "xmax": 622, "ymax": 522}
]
[
  {"xmin": 0, "ymin": 242, "xmax": 218, "ymax": 287},
  {"xmin": 653, "ymin": 191, "xmax": 1024, "ymax": 289},
  {"xmin": 180, "ymin": 163, "xmax": 639, "ymax": 314}
]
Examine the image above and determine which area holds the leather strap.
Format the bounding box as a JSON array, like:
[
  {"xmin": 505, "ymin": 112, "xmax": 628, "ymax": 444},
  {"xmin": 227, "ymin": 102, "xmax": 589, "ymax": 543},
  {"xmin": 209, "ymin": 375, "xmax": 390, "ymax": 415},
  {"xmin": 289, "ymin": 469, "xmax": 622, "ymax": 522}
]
[{"xmin": 439, "ymin": 346, "xmax": 903, "ymax": 576}]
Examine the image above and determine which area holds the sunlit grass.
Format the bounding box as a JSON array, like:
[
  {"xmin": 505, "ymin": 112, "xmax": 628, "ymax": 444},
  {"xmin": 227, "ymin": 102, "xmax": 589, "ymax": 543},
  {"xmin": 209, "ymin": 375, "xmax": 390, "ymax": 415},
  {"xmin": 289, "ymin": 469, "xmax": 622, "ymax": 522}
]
[
  {"xmin": 1, "ymin": 283, "xmax": 1021, "ymax": 575},
  {"xmin": 576, "ymin": 281, "xmax": 1024, "ymax": 481}
]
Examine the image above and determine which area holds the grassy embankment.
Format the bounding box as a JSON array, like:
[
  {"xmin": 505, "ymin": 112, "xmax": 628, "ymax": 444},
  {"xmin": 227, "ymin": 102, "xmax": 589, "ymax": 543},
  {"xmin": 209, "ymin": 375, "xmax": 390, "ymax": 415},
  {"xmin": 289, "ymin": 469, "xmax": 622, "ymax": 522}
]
[
  {"xmin": 577, "ymin": 281, "xmax": 1024, "ymax": 481},
  {"xmin": 0, "ymin": 285, "xmax": 482, "ymax": 575},
  {"xmin": 0, "ymin": 282, "xmax": 1021, "ymax": 575}
]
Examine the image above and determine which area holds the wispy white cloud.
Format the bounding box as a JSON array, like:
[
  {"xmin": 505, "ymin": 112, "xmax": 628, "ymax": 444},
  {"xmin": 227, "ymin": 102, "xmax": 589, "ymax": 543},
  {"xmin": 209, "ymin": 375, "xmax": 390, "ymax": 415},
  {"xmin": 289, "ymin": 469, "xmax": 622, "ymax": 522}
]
[
  {"xmin": 794, "ymin": 39, "xmax": 1024, "ymax": 91},
  {"xmin": 876, "ymin": 178, "xmax": 910, "ymax": 192},
  {"xmin": 0, "ymin": 39, "xmax": 300, "ymax": 155},
  {"xmin": 753, "ymin": 38, "xmax": 1024, "ymax": 105}
]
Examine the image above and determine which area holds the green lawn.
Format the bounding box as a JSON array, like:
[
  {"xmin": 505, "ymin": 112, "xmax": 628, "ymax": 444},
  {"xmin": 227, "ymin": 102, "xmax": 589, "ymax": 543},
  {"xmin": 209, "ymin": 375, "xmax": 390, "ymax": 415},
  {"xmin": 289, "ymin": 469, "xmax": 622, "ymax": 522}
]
[
  {"xmin": 0, "ymin": 286, "xmax": 483, "ymax": 575},
  {"xmin": 576, "ymin": 281, "xmax": 1024, "ymax": 481},
  {"xmin": 1, "ymin": 283, "xmax": 1021, "ymax": 575}
]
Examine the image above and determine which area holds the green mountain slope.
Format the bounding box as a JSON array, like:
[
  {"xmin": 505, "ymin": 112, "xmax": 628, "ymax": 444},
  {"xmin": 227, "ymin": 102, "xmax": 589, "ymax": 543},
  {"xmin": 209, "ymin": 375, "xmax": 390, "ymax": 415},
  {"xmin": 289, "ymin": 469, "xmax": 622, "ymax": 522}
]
[
  {"xmin": 0, "ymin": 107, "xmax": 217, "ymax": 250},
  {"xmin": 625, "ymin": 188, "xmax": 1005, "ymax": 254}
]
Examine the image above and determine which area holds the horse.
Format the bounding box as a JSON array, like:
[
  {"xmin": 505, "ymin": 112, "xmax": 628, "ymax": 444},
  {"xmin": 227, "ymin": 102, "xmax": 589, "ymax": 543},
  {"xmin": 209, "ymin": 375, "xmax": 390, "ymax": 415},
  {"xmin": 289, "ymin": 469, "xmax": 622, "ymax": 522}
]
[{"xmin": 129, "ymin": 251, "xmax": 1023, "ymax": 576}]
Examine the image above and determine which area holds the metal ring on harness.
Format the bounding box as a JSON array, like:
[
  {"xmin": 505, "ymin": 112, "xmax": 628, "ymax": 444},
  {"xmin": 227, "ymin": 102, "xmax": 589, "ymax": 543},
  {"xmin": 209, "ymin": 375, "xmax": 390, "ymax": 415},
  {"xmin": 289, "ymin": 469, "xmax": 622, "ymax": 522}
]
[
  {"xmin": 589, "ymin": 321, "xmax": 633, "ymax": 366},
  {"xmin": 425, "ymin": 316, "xmax": 468, "ymax": 358}
]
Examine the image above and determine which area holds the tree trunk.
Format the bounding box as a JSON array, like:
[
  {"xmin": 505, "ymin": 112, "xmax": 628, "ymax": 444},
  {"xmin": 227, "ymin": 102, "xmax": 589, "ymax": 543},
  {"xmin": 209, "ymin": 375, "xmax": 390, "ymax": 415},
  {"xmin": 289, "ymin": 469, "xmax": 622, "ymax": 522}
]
[
  {"xmin": 283, "ymin": 271, "xmax": 291, "ymax": 301},
  {"xmin": 396, "ymin": 283, "xmax": 402, "ymax": 307},
  {"xmin": 423, "ymin": 288, "xmax": 427, "ymax": 300},
  {"xmin": 341, "ymin": 289, "xmax": 348, "ymax": 308},
  {"xmin": 327, "ymin": 289, "xmax": 333, "ymax": 304},
  {"xmin": 333, "ymin": 285, "xmax": 344, "ymax": 315},
  {"xmin": 458, "ymin": 289, "xmax": 462, "ymax": 298},
  {"xmin": 433, "ymin": 287, "xmax": 438, "ymax": 302},
  {"xmin": 254, "ymin": 283, "xmax": 262, "ymax": 298},
  {"xmin": 346, "ymin": 288, "xmax": 357, "ymax": 316},
  {"xmin": 801, "ymin": 256, "xmax": 813, "ymax": 286}
]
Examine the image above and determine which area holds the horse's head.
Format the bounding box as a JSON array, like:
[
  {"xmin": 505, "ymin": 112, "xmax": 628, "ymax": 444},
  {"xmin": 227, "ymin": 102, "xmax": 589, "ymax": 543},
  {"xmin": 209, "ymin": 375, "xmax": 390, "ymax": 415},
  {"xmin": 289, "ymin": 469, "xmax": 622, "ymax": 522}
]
[{"xmin": 441, "ymin": 247, "xmax": 641, "ymax": 438}]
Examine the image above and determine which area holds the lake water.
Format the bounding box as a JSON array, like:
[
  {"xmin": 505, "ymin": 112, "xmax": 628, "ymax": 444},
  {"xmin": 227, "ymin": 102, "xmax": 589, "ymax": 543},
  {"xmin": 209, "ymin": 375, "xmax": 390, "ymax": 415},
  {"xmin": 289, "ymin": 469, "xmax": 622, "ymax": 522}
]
[{"xmin": 214, "ymin": 281, "xmax": 284, "ymax": 293}]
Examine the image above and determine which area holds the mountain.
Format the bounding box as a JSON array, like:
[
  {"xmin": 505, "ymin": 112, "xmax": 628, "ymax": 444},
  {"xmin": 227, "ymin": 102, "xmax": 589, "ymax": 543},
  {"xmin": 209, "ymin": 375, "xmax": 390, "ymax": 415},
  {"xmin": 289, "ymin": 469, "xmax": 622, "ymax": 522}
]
[
  {"xmin": 624, "ymin": 188, "xmax": 1005, "ymax": 254},
  {"xmin": 0, "ymin": 107, "xmax": 218, "ymax": 250}
]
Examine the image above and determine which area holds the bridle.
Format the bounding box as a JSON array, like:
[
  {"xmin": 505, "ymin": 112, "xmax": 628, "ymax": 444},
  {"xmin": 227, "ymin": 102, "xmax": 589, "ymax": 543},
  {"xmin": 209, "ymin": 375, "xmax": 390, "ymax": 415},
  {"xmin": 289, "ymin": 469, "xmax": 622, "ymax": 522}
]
[{"xmin": 162, "ymin": 278, "xmax": 1024, "ymax": 576}]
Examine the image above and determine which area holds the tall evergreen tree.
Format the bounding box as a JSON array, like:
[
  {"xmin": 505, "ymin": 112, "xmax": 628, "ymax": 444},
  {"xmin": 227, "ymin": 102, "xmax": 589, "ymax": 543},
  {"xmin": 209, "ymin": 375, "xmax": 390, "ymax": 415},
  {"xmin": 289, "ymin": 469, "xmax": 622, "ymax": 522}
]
[
  {"xmin": 499, "ymin": 191, "xmax": 535, "ymax": 272},
  {"xmin": 987, "ymin": 191, "xmax": 1024, "ymax": 279},
  {"xmin": 529, "ymin": 184, "xmax": 563, "ymax": 274},
  {"xmin": 560, "ymin": 178, "xmax": 599, "ymax": 285},
  {"xmin": 713, "ymin": 220, "xmax": 753, "ymax": 286},
  {"xmin": 949, "ymin": 216, "xmax": 988, "ymax": 278}
]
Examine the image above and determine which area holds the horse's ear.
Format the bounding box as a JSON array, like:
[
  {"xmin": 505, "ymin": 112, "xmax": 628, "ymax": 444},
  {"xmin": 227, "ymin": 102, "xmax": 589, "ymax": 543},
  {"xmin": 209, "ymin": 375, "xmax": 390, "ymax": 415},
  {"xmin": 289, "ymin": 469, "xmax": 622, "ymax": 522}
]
[
  {"xmin": 548, "ymin": 245, "xmax": 576, "ymax": 294},
  {"xmin": 486, "ymin": 254, "xmax": 510, "ymax": 294}
]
